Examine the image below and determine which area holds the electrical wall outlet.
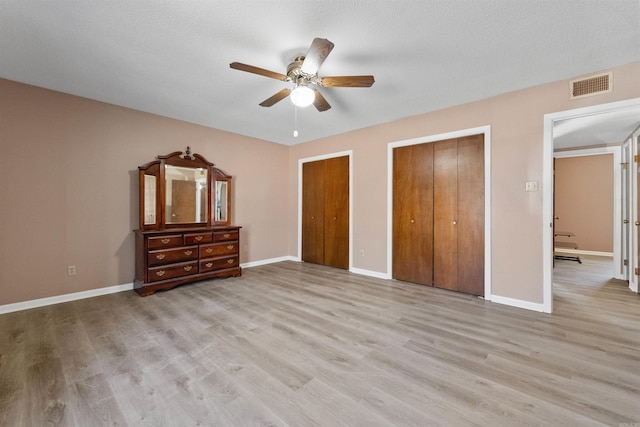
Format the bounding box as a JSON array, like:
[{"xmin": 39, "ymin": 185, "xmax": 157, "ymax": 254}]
[
  {"xmin": 525, "ymin": 181, "xmax": 539, "ymax": 192},
  {"xmin": 360, "ymin": 250, "xmax": 365, "ymax": 257},
  {"xmin": 67, "ymin": 265, "xmax": 77, "ymax": 276}
]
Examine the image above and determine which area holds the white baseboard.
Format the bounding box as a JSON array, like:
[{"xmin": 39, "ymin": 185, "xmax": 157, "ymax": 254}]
[
  {"xmin": 490, "ymin": 294, "xmax": 546, "ymax": 312},
  {"xmin": 241, "ymin": 255, "xmax": 297, "ymax": 268},
  {"xmin": 243, "ymin": 258, "xmax": 391, "ymax": 281},
  {"xmin": 1, "ymin": 256, "xmax": 298, "ymax": 315},
  {"xmin": 0, "ymin": 282, "xmax": 134, "ymax": 315},
  {"xmin": 0, "ymin": 259, "xmax": 548, "ymax": 316},
  {"xmin": 554, "ymin": 249, "xmax": 613, "ymax": 257},
  {"xmin": 350, "ymin": 267, "xmax": 390, "ymax": 280}
]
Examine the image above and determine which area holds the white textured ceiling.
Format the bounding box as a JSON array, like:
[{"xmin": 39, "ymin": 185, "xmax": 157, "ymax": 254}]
[
  {"xmin": 1, "ymin": 0, "xmax": 639, "ymax": 146},
  {"xmin": 554, "ymin": 106, "xmax": 640, "ymax": 150}
]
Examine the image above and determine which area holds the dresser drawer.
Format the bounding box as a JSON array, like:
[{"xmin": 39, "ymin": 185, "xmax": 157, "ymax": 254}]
[
  {"xmin": 184, "ymin": 232, "xmax": 213, "ymax": 245},
  {"xmin": 148, "ymin": 235, "xmax": 184, "ymax": 249},
  {"xmin": 148, "ymin": 245, "xmax": 198, "ymax": 266},
  {"xmin": 213, "ymin": 230, "xmax": 239, "ymax": 242},
  {"xmin": 200, "ymin": 256, "xmax": 239, "ymax": 272},
  {"xmin": 200, "ymin": 242, "xmax": 238, "ymax": 257},
  {"xmin": 148, "ymin": 261, "xmax": 198, "ymax": 282}
]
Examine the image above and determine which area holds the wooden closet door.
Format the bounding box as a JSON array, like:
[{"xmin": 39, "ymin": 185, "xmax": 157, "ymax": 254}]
[
  {"xmin": 302, "ymin": 156, "xmax": 349, "ymax": 269},
  {"xmin": 323, "ymin": 156, "xmax": 349, "ymax": 269},
  {"xmin": 302, "ymin": 160, "xmax": 325, "ymax": 264},
  {"xmin": 456, "ymin": 135, "xmax": 484, "ymax": 295},
  {"xmin": 392, "ymin": 144, "xmax": 434, "ymax": 285},
  {"xmin": 432, "ymin": 135, "xmax": 484, "ymax": 295},
  {"xmin": 433, "ymin": 139, "xmax": 458, "ymax": 291},
  {"xmin": 393, "ymin": 135, "xmax": 484, "ymax": 295}
]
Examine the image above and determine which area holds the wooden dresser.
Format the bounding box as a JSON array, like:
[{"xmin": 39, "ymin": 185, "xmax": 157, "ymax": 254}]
[
  {"xmin": 135, "ymin": 149, "xmax": 241, "ymax": 296},
  {"xmin": 134, "ymin": 226, "xmax": 241, "ymax": 296}
]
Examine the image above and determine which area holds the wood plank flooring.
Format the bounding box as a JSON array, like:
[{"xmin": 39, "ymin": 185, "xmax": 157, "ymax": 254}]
[{"xmin": 1, "ymin": 257, "xmax": 639, "ymax": 426}]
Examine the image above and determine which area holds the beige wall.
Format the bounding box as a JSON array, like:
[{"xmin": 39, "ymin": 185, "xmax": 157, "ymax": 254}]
[
  {"xmin": 288, "ymin": 61, "xmax": 640, "ymax": 304},
  {"xmin": 554, "ymin": 154, "xmax": 614, "ymax": 252},
  {"xmin": 2, "ymin": 61, "xmax": 639, "ymax": 308},
  {"xmin": 0, "ymin": 78, "xmax": 289, "ymax": 305}
]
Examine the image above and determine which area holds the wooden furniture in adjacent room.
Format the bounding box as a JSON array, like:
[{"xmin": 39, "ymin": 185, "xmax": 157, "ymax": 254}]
[
  {"xmin": 301, "ymin": 156, "xmax": 349, "ymax": 269},
  {"xmin": 392, "ymin": 134, "xmax": 485, "ymax": 296},
  {"xmin": 554, "ymin": 231, "xmax": 582, "ymax": 264},
  {"xmin": 134, "ymin": 148, "xmax": 241, "ymax": 296}
]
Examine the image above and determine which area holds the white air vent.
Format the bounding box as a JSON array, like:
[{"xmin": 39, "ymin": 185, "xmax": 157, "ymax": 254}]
[{"xmin": 570, "ymin": 72, "xmax": 612, "ymax": 100}]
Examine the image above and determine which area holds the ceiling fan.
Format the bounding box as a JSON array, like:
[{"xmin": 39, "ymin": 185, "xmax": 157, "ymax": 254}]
[{"xmin": 230, "ymin": 38, "xmax": 374, "ymax": 112}]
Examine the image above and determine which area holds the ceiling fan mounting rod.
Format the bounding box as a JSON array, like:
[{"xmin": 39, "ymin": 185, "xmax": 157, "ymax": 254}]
[
  {"xmin": 294, "ymin": 75, "xmax": 312, "ymax": 88},
  {"xmin": 287, "ymin": 56, "xmax": 319, "ymax": 86}
]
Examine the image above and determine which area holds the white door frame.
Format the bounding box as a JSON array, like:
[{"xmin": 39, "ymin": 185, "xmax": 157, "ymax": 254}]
[
  {"xmin": 387, "ymin": 125, "xmax": 492, "ymax": 300},
  {"xmin": 543, "ymin": 98, "xmax": 640, "ymax": 312},
  {"xmin": 621, "ymin": 138, "xmax": 632, "ymax": 282},
  {"xmin": 630, "ymin": 128, "xmax": 640, "ymax": 293}
]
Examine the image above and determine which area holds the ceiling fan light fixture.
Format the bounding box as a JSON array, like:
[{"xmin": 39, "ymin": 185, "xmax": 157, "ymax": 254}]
[
  {"xmin": 231, "ymin": 38, "xmax": 374, "ymax": 113},
  {"xmin": 290, "ymin": 85, "xmax": 314, "ymax": 107}
]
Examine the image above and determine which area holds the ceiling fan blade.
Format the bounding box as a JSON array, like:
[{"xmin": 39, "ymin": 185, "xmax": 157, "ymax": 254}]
[
  {"xmin": 313, "ymin": 89, "xmax": 331, "ymax": 112},
  {"xmin": 259, "ymin": 88, "xmax": 291, "ymax": 107},
  {"xmin": 230, "ymin": 62, "xmax": 287, "ymax": 81},
  {"xmin": 321, "ymin": 75, "xmax": 375, "ymax": 87},
  {"xmin": 300, "ymin": 38, "xmax": 335, "ymax": 75}
]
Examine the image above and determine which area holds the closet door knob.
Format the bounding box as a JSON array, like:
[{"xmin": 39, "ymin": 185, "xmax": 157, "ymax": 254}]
[
  {"xmin": 453, "ymin": 220, "xmax": 457, "ymax": 225},
  {"xmin": 635, "ymin": 221, "xmax": 640, "ymax": 226},
  {"xmin": 410, "ymin": 219, "xmax": 415, "ymax": 223}
]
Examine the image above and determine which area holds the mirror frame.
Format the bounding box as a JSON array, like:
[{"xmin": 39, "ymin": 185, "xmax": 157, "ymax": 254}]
[{"xmin": 138, "ymin": 149, "xmax": 232, "ymax": 229}]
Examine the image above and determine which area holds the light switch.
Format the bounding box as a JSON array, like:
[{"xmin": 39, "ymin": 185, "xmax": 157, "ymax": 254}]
[{"xmin": 525, "ymin": 181, "xmax": 539, "ymax": 192}]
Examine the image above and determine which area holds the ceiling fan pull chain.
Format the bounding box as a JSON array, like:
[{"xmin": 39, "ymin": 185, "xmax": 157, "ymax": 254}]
[{"xmin": 293, "ymin": 105, "xmax": 299, "ymax": 138}]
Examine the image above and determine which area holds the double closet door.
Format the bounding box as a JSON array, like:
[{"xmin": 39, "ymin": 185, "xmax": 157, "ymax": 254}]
[
  {"xmin": 393, "ymin": 134, "xmax": 484, "ymax": 296},
  {"xmin": 302, "ymin": 156, "xmax": 349, "ymax": 269}
]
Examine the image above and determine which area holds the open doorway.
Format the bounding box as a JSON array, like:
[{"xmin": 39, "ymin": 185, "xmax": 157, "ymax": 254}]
[
  {"xmin": 543, "ymin": 98, "xmax": 640, "ymax": 313},
  {"xmin": 553, "ymin": 148, "xmax": 620, "ymax": 275}
]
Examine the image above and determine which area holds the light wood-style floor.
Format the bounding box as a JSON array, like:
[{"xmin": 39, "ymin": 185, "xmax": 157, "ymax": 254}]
[{"xmin": 1, "ymin": 256, "xmax": 639, "ymax": 426}]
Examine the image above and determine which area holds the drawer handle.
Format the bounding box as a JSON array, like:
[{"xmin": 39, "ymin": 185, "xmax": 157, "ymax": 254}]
[
  {"xmin": 223, "ymin": 233, "xmax": 230, "ymax": 238},
  {"xmin": 184, "ymin": 266, "xmax": 192, "ymax": 272},
  {"xmin": 161, "ymin": 238, "xmax": 170, "ymax": 244},
  {"xmin": 156, "ymin": 270, "xmax": 165, "ymax": 277},
  {"xmin": 184, "ymin": 250, "xmax": 193, "ymax": 256},
  {"xmin": 206, "ymin": 248, "xmax": 213, "ymax": 253},
  {"xmin": 155, "ymin": 254, "xmax": 166, "ymax": 260},
  {"xmin": 227, "ymin": 245, "xmax": 234, "ymax": 250},
  {"xmin": 195, "ymin": 236, "xmax": 203, "ymax": 241},
  {"xmin": 205, "ymin": 262, "xmax": 213, "ymax": 268},
  {"xmin": 227, "ymin": 259, "xmax": 234, "ymax": 264}
]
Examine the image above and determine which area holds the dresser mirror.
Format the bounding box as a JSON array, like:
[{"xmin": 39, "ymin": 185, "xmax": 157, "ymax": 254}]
[
  {"xmin": 165, "ymin": 165, "xmax": 208, "ymax": 224},
  {"xmin": 143, "ymin": 174, "xmax": 157, "ymax": 225},
  {"xmin": 138, "ymin": 148, "xmax": 232, "ymax": 229},
  {"xmin": 215, "ymin": 179, "xmax": 229, "ymax": 222}
]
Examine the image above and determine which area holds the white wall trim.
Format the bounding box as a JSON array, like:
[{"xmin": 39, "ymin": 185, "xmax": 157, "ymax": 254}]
[
  {"xmin": 490, "ymin": 295, "xmax": 545, "ymax": 312},
  {"xmin": 387, "ymin": 126, "xmax": 493, "ymax": 301},
  {"xmin": 554, "ymin": 249, "xmax": 613, "ymax": 257},
  {"xmin": 241, "ymin": 255, "xmax": 297, "ymax": 268},
  {"xmin": 350, "ymin": 267, "xmax": 390, "ymax": 280},
  {"xmin": 0, "ymin": 282, "xmax": 134, "ymax": 315},
  {"xmin": 1, "ymin": 256, "xmax": 300, "ymax": 315},
  {"xmin": 297, "ymin": 150, "xmax": 353, "ymax": 269},
  {"xmin": 543, "ymin": 97, "xmax": 640, "ymax": 313}
]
